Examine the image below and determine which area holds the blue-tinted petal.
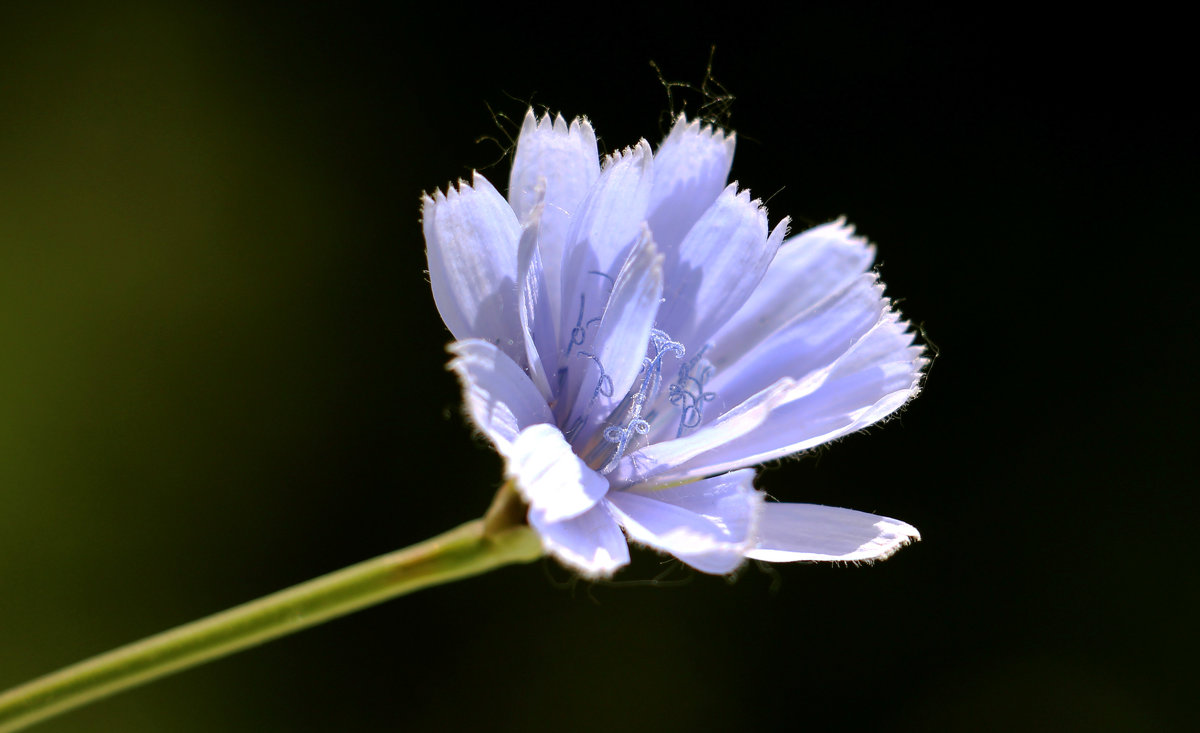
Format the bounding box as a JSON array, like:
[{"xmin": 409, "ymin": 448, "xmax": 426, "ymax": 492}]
[
  {"xmin": 529, "ymin": 502, "xmax": 629, "ymax": 577},
  {"xmin": 705, "ymin": 274, "xmax": 888, "ymax": 412},
  {"xmin": 609, "ymin": 378, "xmax": 796, "ymax": 487},
  {"xmin": 516, "ymin": 191, "xmax": 557, "ymax": 401},
  {"xmin": 668, "ymin": 315, "xmax": 924, "ymax": 478},
  {"xmin": 646, "ymin": 115, "xmax": 736, "ymax": 255},
  {"xmin": 746, "ymin": 503, "xmax": 919, "ymax": 562},
  {"xmin": 707, "ymin": 218, "xmax": 876, "ymax": 371},
  {"xmin": 558, "ymin": 141, "xmax": 654, "ymax": 362},
  {"xmin": 608, "ymin": 469, "xmax": 760, "ymax": 574},
  {"xmin": 655, "ymin": 184, "xmax": 787, "ymax": 350},
  {"xmin": 508, "ymin": 109, "xmax": 600, "ymax": 338},
  {"xmin": 423, "ymin": 173, "xmax": 523, "ymax": 360},
  {"xmin": 446, "ymin": 339, "xmax": 554, "ymax": 456},
  {"xmin": 562, "ymin": 230, "xmax": 663, "ymax": 438}
]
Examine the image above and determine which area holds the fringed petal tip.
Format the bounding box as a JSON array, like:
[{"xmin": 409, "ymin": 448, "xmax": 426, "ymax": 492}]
[
  {"xmin": 666, "ymin": 112, "xmax": 737, "ymax": 154},
  {"xmin": 719, "ymin": 181, "xmax": 762, "ymax": 212},
  {"xmin": 792, "ymin": 216, "xmax": 878, "ymax": 267},
  {"xmin": 707, "ymin": 183, "xmax": 792, "ymax": 238},
  {"xmin": 877, "ymin": 518, "xmax": 921, "ymax": 556},
  {"xmin": 744, "ymin": 503, "xmax": 921, "ymax": 565},
  {"xmin": 878, "ymin": 306, "xmax": 930, "ymax": 397},
  {"xmin": 422, "ymin": 174, "xmax": 521, "ymax": 348},
  {"xmin": 770, "ymin": 216, "xmax": 792, "ymax": 244},
  {"xmin": 856, "ymin": 249, "xmax": 929, "ymax": 394},
  {"xmin": 824, "ymin": 515, "xmax": 921, "ymax": 566},
  {"xmin": 420, "ymin": 172, "xmax": 499, "ymax": 209},
  {"xmin": 839, "ymin": 218, "xmax": 926, "ymax": 376},
  {"xmin": 828, "ymin": 215, "xmax": 869, "ymax": 240},
  {"xmin": 522, "ymin": 107, "xmax": 598, "ymax": 143},
  {"xmin": 601, "ymin": 139, "xmax": 654, "ymax": 171},
  {"xmin": 834, "ymin": 300, "xmax": 928, "ymax": 427}
]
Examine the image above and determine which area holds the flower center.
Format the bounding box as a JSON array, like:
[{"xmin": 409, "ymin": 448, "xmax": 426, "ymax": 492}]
[
  {"xmin": 598, "ymin": 328, "xmax": 684, "ymax": 473},
  {"xmin": 565, "ymin": 326, "xmax": 718, "ymax": 476}
]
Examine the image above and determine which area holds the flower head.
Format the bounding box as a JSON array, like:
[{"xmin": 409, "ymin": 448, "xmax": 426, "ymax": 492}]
[{"xmin": 423, "ymin": 109, "xmax": 924, "ymax": 576}]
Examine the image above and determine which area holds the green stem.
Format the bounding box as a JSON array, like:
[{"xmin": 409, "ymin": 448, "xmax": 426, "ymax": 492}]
[{"xmin": 0, "ymin": 516, "xmax": 541, "ymax": 732}]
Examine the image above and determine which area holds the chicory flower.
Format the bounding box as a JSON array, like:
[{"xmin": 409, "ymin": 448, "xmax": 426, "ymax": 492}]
[{"xmin": 423, "ymin": 109, "xmax": 924, "ymax": 576}]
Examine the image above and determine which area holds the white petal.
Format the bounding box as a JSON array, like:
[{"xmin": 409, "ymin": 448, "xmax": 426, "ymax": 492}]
[
  {"xmin": 607, "ymin": 470, "xmax": 761, "ymax": 574},
  {"xmin": 516, "ymin": 192, "xmax": 556, "ymax": 401},
  {"xmin": 423, "ymin": 173, "xmax": 523, "ymax": 360},
  {"xmin": 508, "ymin": 109, "xmax": 601, "ymax": 337},
  {"xmin": 562, "ymin": 230, "xmax": 663, "ymax": 436},
  {"xmin": 670, "ymin": 315, "xmax": 925, "ymax": 478},
  {"xmin": 530, "ymin": 502, "xmax": 630, "ymax": 577},
  {"xmin": 707, "ymin": 218, "xmax": 876, "ymax": 371},
  {"xmin": 745, "ymin": 503, "xmax": 919, "ymax": 562},
  {"xmin": 446, "ymin": 340, "xmax": 554, "ymax": 456},
  {"xmin": 508, "ymin": 424, "xmax": 609, "ymax": 523},
  {"xmin": 647, "ymin": 115, "xmax": 736, "ymax": 254},
  {"xmin": 655, "ymin": 184, "xmax": 786, "ymax": 350}
]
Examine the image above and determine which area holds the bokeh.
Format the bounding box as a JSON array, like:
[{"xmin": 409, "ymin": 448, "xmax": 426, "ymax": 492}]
[{"xmin": 1, "ymin": 3, "xmax": 1193, "ymax": 731}]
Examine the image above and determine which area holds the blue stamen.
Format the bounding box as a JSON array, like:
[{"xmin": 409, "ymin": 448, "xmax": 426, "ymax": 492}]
[
  {"xmin": 578, "ymin": 352, "xmax": 615, "ymax": 401},
  {"xmin": 668, "ymin": 344, "xmax": 717, "ymax": 438},
  {"xmin": 599, "ymin": 328, "xmax": 685, "ymax": 474},
  {"xmin": 566, "ymin": 294, "xmax": 588, "ymax": 357},
  {"xmin": 565, "ymin": 271, "xmax": 615, "ymax": 358},
  {"xmin": 588, "ymin": 270, "xmax": 616, "ymax": 293},
  {"xmin": 564, "ymin": 351, "xmax": 613, "ymax": 441}
]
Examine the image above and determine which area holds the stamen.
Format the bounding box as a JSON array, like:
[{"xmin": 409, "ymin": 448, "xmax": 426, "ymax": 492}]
[
  {"xmin": 564, "ymin": 272, "xmax": 617, "ymax": 358},
  {"xmin": 565, "ymin": 294, "xmax": 588, "ymax": 357},
  {"xmin": 558, "ymin": 271, "xmax": 619, "ymax": 428},
  {"xmin": 599, "ymin": 328, "xmax": 685, "ymax": 474},
  {"xmin": 587, "ymin": 270, "xmax": 616, "ymax": 293},
  {"xmin": 563, "ymin": 351, "xmax": 613, "ymax": 441},
  {"xmin": 668, "ymin": 344, "xmax": 717, "ymax": 438}
]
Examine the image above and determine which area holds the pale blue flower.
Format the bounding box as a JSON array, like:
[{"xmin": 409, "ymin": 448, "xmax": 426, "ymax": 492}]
[{"xmin": 423, "ymin": 110, "xmax": 925, "ymax": 576}]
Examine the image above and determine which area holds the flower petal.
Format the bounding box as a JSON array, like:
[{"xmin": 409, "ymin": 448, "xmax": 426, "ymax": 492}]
[
  {"xmin": 706, "ymin": 274, "xmax": 889, "ymax": 411},
  {"xmin": 647, "ymin": 115, "xmax": 736, "ymax": 254},
  {"xmin": 564, "ymin": 140, "xmax": 655, "ymax": 273},
  {"xmin": 423, "ymin": 173, "xmax": 523, "ymax": 360},
  {"xmin": 607, "ymin": 470, "xmax": 761, "ymax": 574},
  {"xmin": 655, "ymin": 184, "xmax": 787, "ymax": 350},
  {"xmin": 530, "ymin": 502, "xmax": 630, "ymax": 577},
  {"xmin": 707, "ymin": 218, "xmax": 876, "ymax": 371},
  {"xmin": 508, "ymin": 109, "xmax": 601, "ymax": 337},
  {"xmin": 609, "ymin": 378, "xmax": 797, "ymax": 487},
  {"xmin": 669, "ymin": 314, "xmax": 925, "ymax": 478},
  {"xmin": 507, "ymin": 424, "xmax": 609, "ymax": 523},
  {"xmin": 446, "ymin": 339, "xmax": 554, "ymax": 456},
  {"xmin": 745, "ymin": 503, "xmax": 919, "ymax": 562},
  {"xmin": 562, "ymin": 229, "xmax": 663, "ymax": 437},
  {"xmin": 559, "ymin": 141, "xmax": 654, "ymax": 365},
  {"xmin": 516, "ymin": 191, "xmax": 557, "ymax": 401}
]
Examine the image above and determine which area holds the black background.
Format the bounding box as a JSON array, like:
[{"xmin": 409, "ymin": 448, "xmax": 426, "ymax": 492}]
[{"xmin": 0, "ymin": 2, "xmax": 1194, "ymax": 731}]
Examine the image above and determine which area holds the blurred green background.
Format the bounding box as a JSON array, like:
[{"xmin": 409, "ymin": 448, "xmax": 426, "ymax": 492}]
[{"xmin": 1, "ymin": 2, "xmax": 1193, "ymax": 731}]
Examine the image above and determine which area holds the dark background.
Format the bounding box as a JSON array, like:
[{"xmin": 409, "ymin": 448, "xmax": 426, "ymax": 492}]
[{"xmin": 1, "ymin": 2, "xmax": 1193, "ymax": 731}]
